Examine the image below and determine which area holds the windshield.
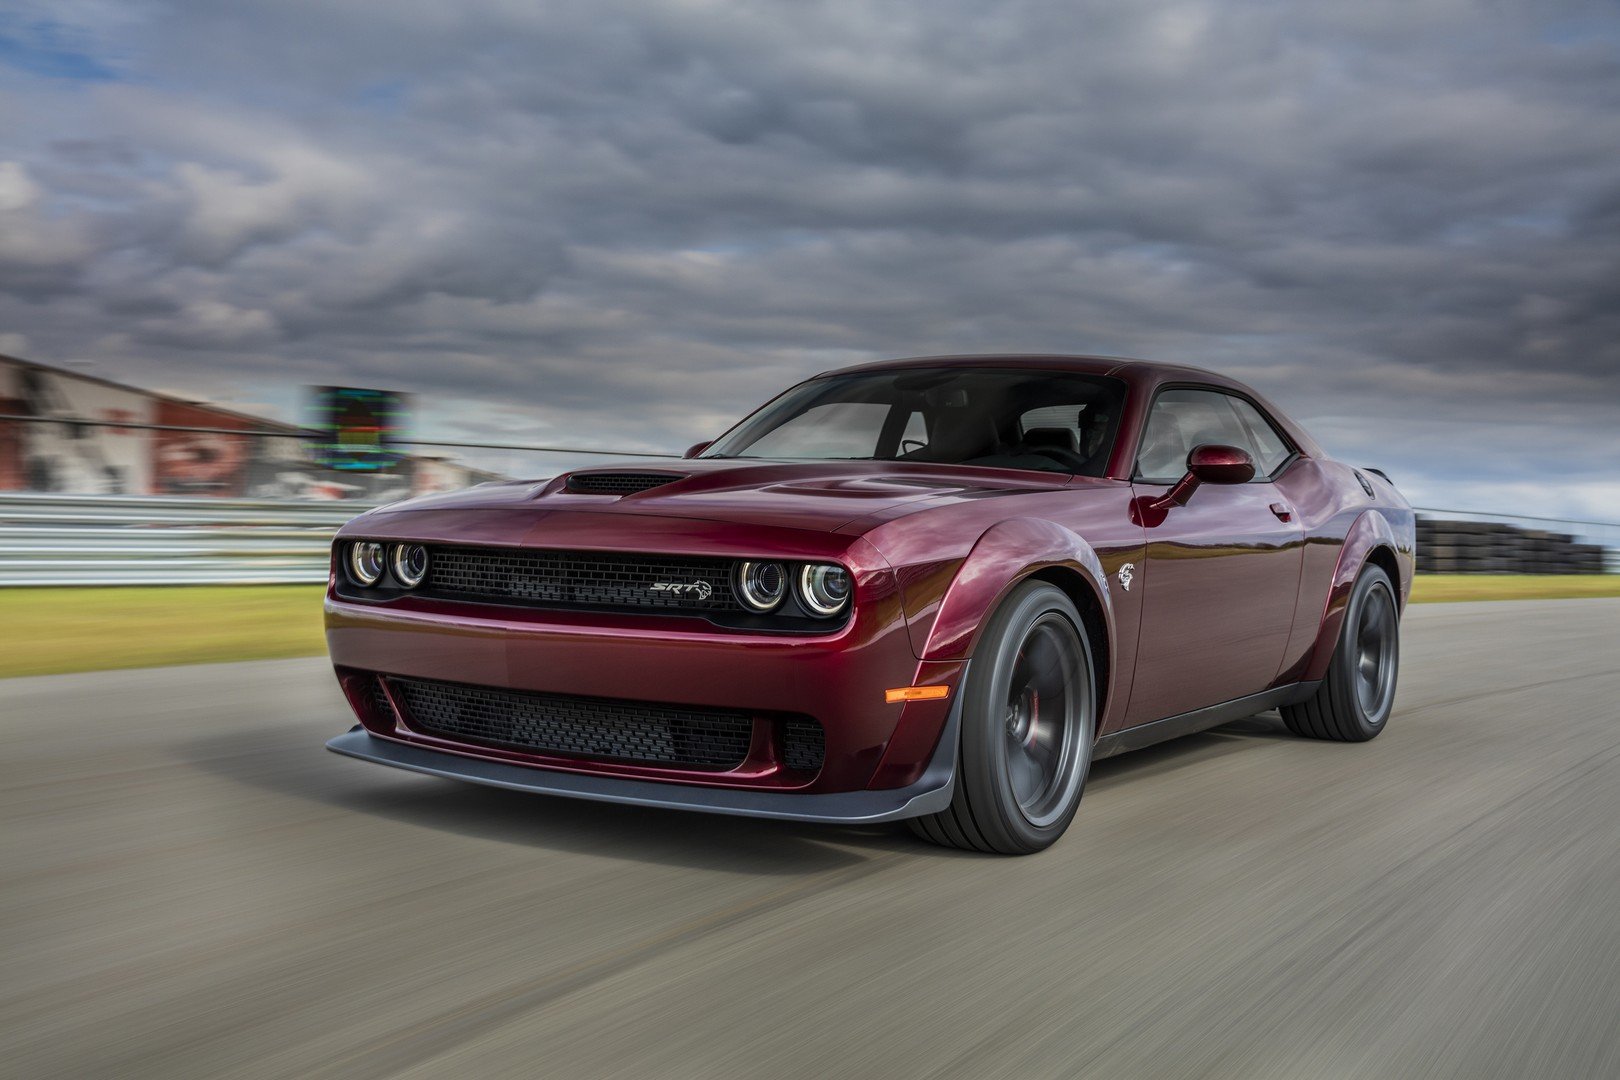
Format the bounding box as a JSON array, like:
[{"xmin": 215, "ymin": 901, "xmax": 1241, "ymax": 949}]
[{"xmin": 702, "ymin": 367, "xmax": 1126, "ymax": 476}]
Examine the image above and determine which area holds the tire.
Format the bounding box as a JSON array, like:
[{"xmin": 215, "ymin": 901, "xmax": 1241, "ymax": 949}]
[
  {"xmin": 1282, "ymin": 564, "xmax": 1400, "ymax": 742},
  {"xmin": 909, "ymin": 581, "xmax": 1097, "ymax": 855}
]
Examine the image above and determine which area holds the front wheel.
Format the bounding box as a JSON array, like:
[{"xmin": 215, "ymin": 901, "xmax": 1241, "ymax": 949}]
[
  {"xmin": 1282, "ymin": 564, "xmax": 1400, "ymax": 741},
  {"xmin": 909, "ymin": 581, "xmax": 1097, "ymax": 855}
]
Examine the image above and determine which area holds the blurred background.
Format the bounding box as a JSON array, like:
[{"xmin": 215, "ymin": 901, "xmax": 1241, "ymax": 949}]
[
  {"xmin": 3, "ymin": 2, "xmax": 1619, "ymax": 1077},
  {"xmin": 0, "ymin": 344, "xmax": 1612, "ymax": 675},
  {"xmin": 2, "ymin": 0, "xmax": 1616, "ymax": 650}
]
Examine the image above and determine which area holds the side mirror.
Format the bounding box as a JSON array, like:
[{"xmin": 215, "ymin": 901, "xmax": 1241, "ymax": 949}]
[
  {"xmin": 1187, "ymin": 444, "xmax": 1255, "ymax": 485},
  {"xmin": 1154, "ymin": 444, "xmax": 1254, "ymax": 510},
  {"xmin": 682, "ymin": 441, "xmax": 712, "ymax": 459}
]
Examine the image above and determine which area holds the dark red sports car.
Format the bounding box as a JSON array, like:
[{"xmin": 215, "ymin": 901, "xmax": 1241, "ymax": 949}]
[{"xmin": 326, "ymin": 355, "xmax": 1413, "ymax": 853}]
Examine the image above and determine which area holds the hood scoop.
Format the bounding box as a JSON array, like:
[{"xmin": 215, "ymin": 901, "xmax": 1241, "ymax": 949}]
[{"xmin": 564, "ymin": 471, "xmax": 687, "ymax": 496}]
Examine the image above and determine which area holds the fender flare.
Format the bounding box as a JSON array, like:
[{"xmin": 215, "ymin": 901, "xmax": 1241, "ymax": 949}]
[
  {"xmin": 1303, "ymin": 510, "xmax": 1400, "ymax": 682},
  {"xmin": 919, "ymin": 516, "xmax": 1115, "ymax": 667}
]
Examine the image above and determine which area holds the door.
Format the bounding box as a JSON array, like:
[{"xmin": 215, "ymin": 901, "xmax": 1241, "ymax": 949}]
[{"xmin": 1120, "ymin": 387, "xmax": 1305, "ymax": 728}]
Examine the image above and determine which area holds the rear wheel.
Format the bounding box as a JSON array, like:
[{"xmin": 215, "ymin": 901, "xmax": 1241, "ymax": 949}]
[
  {"xmin": 909, "ymin": 581, "xmax": 1096, "ymax": 855},
  {"xmin": 1282, "ymin": 564, "xmax": 1400, "ymax": 742}
]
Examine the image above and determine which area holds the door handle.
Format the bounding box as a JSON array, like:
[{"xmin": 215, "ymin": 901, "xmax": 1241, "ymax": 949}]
[{"xmin": 1269, "ymin": 502, "xmax": 1293, "ymax": 522}]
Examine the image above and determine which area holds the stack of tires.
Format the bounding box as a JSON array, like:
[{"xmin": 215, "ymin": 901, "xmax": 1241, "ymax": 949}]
[{"xmin": 1415, "ymin": 517, "xmax": 1607, "ymax": 574}]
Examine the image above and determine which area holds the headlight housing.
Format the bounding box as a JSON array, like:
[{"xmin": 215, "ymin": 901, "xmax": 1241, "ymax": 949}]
[
  {"xmin": 391, "ymin": 543, "xmax": 429, "ymax": 588},
  {"xmin": 735, "ymin": 560, "xmax": 787, "ymax": 612},
  {"xmin": 797, "ymin": 563, "xmax": 852, "ymax": 618},
  {"xmin": 346, "ymin": 541, "xmax": 385, "ymax": 586}
]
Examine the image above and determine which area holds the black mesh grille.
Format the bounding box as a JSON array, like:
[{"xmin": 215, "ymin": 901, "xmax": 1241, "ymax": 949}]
[
  {"xmin": 426, "ymin": 546, "xmax": 742, "ymax": 613},
  {"xmin": 390, "ymin": 678, "xmax": 753, "ymax": 768},
  {"xmin": 371, "ymin": 679, "xmax": 395, "ymax": 725},
  {"xmin": 782, "ymin": 719, "xmax": 825, "ymax": 773},
  {"xmin": 566, "ymin": 472, "xmax": 685, "ymax": 495}
]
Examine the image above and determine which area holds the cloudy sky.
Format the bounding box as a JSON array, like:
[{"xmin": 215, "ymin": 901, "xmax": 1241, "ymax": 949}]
[{"xmin": 1, "ymin": 0, "xmax": 1617, "ymax": 517}]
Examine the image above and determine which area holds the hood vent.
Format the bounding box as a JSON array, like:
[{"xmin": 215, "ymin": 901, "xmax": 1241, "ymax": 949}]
[{"xmin": 565, "ymin": 471, "xmax": 686, "ymax": 496}]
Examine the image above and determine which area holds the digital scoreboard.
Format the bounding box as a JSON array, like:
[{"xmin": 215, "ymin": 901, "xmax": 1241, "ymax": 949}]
[{"xmin": 309, "ymin": 386, "xmax": 409, "ymax": 472}]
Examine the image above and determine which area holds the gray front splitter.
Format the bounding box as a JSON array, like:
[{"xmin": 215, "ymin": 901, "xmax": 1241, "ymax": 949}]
[{"xmin": 325, "ymin": 682, "xmax": 963, "ymax": 825}]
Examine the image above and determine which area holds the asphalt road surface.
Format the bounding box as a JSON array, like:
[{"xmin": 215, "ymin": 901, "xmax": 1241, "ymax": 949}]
[{"xmin": 5, "ymin": 599, "xmax": 1619, "ymax": 1079}]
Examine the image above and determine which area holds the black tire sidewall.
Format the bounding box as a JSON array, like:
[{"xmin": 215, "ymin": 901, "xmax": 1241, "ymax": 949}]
[
  {"xmin": 1331, "ymin": 565, "xmax": 1399, "ymax": 736},
  {"xmin": 958, "ymin": 581, "xmax": 1096, "ymax": 853}
]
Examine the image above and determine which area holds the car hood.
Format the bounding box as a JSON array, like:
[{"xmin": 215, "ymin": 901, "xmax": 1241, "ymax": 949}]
[{"xmin": 370, "ymin": 458, "xmax": 1078, "ymax": 533}]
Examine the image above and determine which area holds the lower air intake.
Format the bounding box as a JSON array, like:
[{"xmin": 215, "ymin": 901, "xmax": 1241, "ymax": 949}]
[
  {"xmin": 389, "ymin": 677, "xmax": 753, "ymax": 769},
  {"xmin": 782, "ymin": 718, "xmax": 826, "ymax": 774}
]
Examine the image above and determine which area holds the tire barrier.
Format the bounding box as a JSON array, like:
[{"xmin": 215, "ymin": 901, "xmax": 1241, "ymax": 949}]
[{"xmin": 1416, "ymin": 515, "xmax": 1611, "ymax": 575}]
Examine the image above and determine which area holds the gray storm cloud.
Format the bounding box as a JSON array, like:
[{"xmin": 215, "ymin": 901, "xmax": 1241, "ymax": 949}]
[{"xmin": 0, "ymin": 0, "xmax": 1616, "ymax": 515}]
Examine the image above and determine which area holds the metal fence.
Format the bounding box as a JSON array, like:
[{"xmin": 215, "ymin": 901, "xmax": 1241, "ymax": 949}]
[
  {"xmin": 0, "ymin": 493, "xmax": 366, "ymax": 585},
  {"xmin": 0, "ymin": 492, "xmax": 1615, "ymax": 586}
]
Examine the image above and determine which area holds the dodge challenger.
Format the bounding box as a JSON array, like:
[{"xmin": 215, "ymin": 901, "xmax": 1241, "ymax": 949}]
[{"xmin": 325, "ymin": 355, "xmax": 1414, "ymax": 854}]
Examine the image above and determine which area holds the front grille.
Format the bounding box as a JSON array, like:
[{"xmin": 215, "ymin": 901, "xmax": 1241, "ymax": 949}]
[
  {"xmin": 782, "ymin": 719, "xmax": 825, "ymax": 773},
  {"xmin": 390, "ymin": 678, "xmax": 754, "ymax": 768},
  {"xmin": 566, "ymin": 472, "xmax": 685, "ymax": 495},
  {"xmin": 426, "ymin": 546, "xmax": 742, "ymax": 613}
]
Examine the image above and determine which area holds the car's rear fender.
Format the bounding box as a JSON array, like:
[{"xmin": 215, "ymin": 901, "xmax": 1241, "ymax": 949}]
[{"xmin": 1294, "ymin": 509, "xmax": 1410, "ymax": 683}]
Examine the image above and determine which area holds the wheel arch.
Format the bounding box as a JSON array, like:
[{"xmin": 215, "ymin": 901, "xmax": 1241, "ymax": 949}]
[
  {"xmin": 918, "ymin": 517, "xmax": 1116, "ymax": 723},
  {"xmin": 1027, "ymin": 565, "xmax": 1111, "ymax": 736},
  {"xmin": 1302, "ymin": 510, "xmax": 1403, "ymax": 683},
  {"xmin": 1364, "ymin": 544, "xmax": 1401, "ymax": 601}
]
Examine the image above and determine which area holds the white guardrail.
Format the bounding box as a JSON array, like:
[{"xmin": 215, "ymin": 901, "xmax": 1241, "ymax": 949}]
[
  {"xmin": 0, "ymin": 493, "xmax": 372, "ymax": 586},
  {"xmin": 0, "ymin": 492, "xmax": 1614, "ymax": 586}
]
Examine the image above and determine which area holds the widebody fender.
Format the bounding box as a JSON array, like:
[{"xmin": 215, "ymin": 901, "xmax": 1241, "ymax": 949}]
[
  {"xmin": 914, "ymin": 517, "xmax": 1113, "ymax": 660},
  {"xmin": 1295, "ymin": 509, "xmax": 1411, "ymax": 683}
]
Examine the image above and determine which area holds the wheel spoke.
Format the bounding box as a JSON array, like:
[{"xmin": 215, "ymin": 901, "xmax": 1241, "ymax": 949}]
[
  {"xmin": 1351, "ymin": 584, "xmax": 1397, "ymax": 721},
  {"xmin": 996, "ymin": 613, "xmax": 1095, "ymax": 826},
  {"xmin": 1023, "ymin": 632, "xmax": 1065, "ymax": 693},
  {"xmin": 1007, "ymin": 743, "xmax": 1043, "ymax": 804}
]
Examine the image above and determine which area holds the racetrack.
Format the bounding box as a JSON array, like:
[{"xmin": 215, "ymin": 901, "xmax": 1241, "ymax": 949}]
[{"xmin": 5, "ymin": 599, "xmax": 1619, "ymax": 1079}]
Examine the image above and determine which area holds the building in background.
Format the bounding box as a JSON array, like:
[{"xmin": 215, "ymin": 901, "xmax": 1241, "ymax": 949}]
[{"xmin": 0, "ymin": 354, "xmax": 501, "ymax": 499}]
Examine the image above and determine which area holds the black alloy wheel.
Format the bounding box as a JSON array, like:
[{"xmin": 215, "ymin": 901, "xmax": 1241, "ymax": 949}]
[
  {"xmin": 1282, "ymin": 564, "xmax": 1401, "ymax": 741},
  {"xmin": 910, "ymin": 581, "xmax": 1097, "ymax": 855}
]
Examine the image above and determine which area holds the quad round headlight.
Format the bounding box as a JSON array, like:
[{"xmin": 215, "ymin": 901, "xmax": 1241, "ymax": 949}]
[
  {"xmin": 735, "ymin": 560, "xmax": 787, "ymax": 612},
  {"xmin": 347, "ymin": 541, "xmax": 385, "ymax": 587},
  {"xmin": 391, "ymin": 544, "xmax": 429, "ymax": 589},
  {"xmin": 798, "ymin": 563, "xmax": 852, "ymax": 618}
]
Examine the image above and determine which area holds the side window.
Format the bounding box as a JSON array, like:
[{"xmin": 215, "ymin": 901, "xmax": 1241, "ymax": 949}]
[
  {"xmin": 1134, "ymin": 389, "xmax": 1251, "ymax": 483},
  {"xmin": 1225, "ymin": 397, "xmax": 1293, "ymax": 476}
]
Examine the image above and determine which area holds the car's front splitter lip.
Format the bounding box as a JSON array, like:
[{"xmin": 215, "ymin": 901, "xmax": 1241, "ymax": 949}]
[{"xmin": 325, "ymin": 684, "xmax": 963, "ymax": 824}]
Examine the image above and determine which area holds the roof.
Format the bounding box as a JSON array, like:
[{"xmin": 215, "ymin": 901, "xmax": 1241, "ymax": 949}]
[
  {"xmin": 815, "ymin": 352, "xmax": 1323, "ymax": 460},
  {"xmin": 820, "ymin": 353, "xmax": 1232, "ymax": 385}
]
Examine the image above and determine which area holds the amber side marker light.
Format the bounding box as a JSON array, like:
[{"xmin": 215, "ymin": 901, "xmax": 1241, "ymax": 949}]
[{"xmin": 885, "ymin": 685, "xmax": 952, "ymax": 704}]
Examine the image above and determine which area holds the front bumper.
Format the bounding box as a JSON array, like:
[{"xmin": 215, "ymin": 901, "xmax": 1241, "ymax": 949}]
[
  {"xmin": 325, "ymin": 510, "xmax": 967, "ymax": 797},
  {"xmin": 326, "ymin": 675, "xmax": 962, "ymax": 823}
]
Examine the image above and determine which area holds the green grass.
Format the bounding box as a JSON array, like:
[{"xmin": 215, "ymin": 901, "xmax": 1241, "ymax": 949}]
[
  {"xmin": 1, "ymin": 575, "xmax": 1616, "ymax": 678},
  {"xmin": 1409, "ymin": 574, "xmax": 1620, "ymax": 604},
  {"xmin": 0, "ymin": 585, "xmax": 328, "ymax": 678}
]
